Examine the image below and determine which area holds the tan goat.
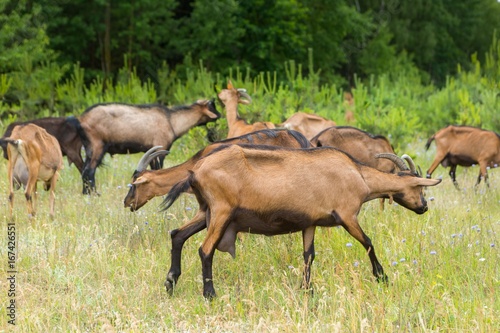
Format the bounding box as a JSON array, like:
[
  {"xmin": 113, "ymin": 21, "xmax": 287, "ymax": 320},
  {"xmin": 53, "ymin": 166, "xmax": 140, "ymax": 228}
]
[
  {"xmin": 219, "ymin": 81, "xmax": 275, "ymax": 138},
  {"xmin": 2, "ymin": 124, "xmax": 63, "ymax": 217},
  {"xmin": 161, "ymin": 145, "xmax": 441, "ymax": 298},
  {"xmin": 124, "ymin": 129, "xmax": 311, "ymax": 211},
  {"xmin": 281, "ymin": 112, "xmax": 336, "ymax": 140},
  {"xmin": 425, "ymin": 125, "xmax": 500, "ymax": 188}
]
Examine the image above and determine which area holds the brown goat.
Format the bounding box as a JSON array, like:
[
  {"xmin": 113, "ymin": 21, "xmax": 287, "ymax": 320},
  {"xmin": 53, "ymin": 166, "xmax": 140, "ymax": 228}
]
[
  {"xmin": 124, "ymin": 129, "xmax": 311, "ymax": 211},
  {"xmin": 161, "ymin": 145, "xmax": 441, "ymax": 298},
  {"xmin": 425, "ymin": 125, "xmax": 500, "ymax": 188},
  {"xmin": 219, "ymin": 81, "xmax": 275, "ymax": 138},
  {"xmin": 311, "ymin": 126, "xmax": 397, "ymax": 210},
  {"xmin": 75, "ymin": 99, "xmax": 220, "ymax": 194},
  {"xmin": 311, "ymin": 126, "xmax": 396, "ymax": 173},
  {"xmin": 1, "ymin": 117, "xmax": 83, "ymax": 173},
  {"xmin": 2, "ymin": 124, "xmax": 63, "ymax": 217},
  {"xmin": 280, "ymin": 112, "xmax": 336, "ymax": 140}
]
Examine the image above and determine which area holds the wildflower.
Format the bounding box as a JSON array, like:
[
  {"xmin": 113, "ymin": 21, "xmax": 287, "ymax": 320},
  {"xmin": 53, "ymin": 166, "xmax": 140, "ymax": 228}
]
[
  {"xmin": 346, "ymin": 242, "xmax": 353, "ymax": 248},
  {"xmin": 430, "ymin": 250, "xmax": 437, "ymax": 255},
  {"xmin": 353, "ymin": 261, "xmax": 359, "ymax": 267},
  {"xmin": 186, "ymin": 207, "xmax": 192, "ymax": 211},
  {"xmin": 479, "ymin": 258, "xmax": 486, "ymax": 262},
  {"xmin": 402, "ymin": 238, "xmax": 406, "ymax": 243},
  {"xmin": 491, "ymin": 243, "xmax": 495, "ymax": 248},
  {"xmin": 392, "ymin": 261, "xmax": 397, "ymax": 266},
  {"xmin": 412, "ymin": 260, "xmax": 418, "ymax": 265},
  {"xmin": 399, "ymin": 258, "xmax": 406, "ymax": 262},
  {"xmin": 429, "ymin": 197, "xmax": 435, "ymax": 201}
]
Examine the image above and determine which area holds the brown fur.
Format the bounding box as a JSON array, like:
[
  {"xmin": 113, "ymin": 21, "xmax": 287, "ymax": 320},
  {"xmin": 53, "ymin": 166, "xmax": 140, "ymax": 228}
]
[
  {"xmin": 1, "ymin": 117, "xmax": 83, "ymax": 173},
  {"xmin": 280, "ymin": 112, "xmax": 336, "ymax": 140},
  {"xmin": 311, "ymin": 126, "xmax": 396, "ymax": 173},
  {"xmin": 218, "ymin": 81, "xmax": 275, "ymax": 138},
  {"xmin": 162, "ymin": 145, "xmax": 441, "ymax": 298},
  {"xmin": 76, "ymin": 100, "xmax": 220, "ymax": 194},
  {"xmin": 3, "ymin": 124, "xmax": 63, "ymax": 217},
  {"xmin": 425, "ymin": 125, "xmax": 500, "ymax": 188},
  {"xmin": 124, "ymin": 129, "xmax": 311, "ymax": 211}
]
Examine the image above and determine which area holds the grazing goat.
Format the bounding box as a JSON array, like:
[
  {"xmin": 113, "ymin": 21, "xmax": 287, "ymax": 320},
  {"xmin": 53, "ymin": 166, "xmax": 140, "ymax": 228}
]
[
  {"xmin": 75, "ymin": 99, "xmax": 220, "ymax": 194},
  {"xmin": 281, "ymin": 112, "xmax": 336, "ymax": 140},
  {"xmin": 311, "ymin": 126, "xmax": 397, "ymax": 210},
  {"xmin": 311, "ymin": 126, "xmax": 396, "ymax": 173},
  {"xmin": 425, "ymin": 125, "xmax": 500, "ymax": 188},
  {"xmin": 124, "ymin": 129, "xmax": 311, "ymax": 211},
  {"xmin": 219, "ymin": 81, "xmax": 275, "ymax": 138},
  {"xmin": 2, "ymin": 117, "xmax": 84, "ymax": 173},
  {"xmin": 161, "ymin": 145, "xmax": 441, "ymax": 299},
  {"xmin": 1, "ymin": 124, "xmax": 63, "ymax": 217}
]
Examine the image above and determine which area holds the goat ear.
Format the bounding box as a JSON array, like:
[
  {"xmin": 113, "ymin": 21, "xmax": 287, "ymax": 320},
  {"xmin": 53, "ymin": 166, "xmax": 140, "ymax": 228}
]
[
  {"xmin": 227, "ymin": 80, "xmax": 234, "ymax": 89},
  {"xmin": 132, "ymin": 176, "xmax": 149, "ymax": 185},
  {"xmin": 416, "ymin": 178, "xmax": 442, "ymax": 187}
]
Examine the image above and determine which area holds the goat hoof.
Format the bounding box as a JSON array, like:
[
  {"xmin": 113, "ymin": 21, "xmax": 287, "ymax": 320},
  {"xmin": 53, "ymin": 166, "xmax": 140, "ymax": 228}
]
[
  {"xmin": 376, "ymin": 274, "xmax": 389, "ymax": 284},
  {"xmin": 203, "ymin": 289, "xmax": 217, "ymax": 300},
  {"xmin": 164, "ymin": 280, "xmax": 175, "ymax": 294}
]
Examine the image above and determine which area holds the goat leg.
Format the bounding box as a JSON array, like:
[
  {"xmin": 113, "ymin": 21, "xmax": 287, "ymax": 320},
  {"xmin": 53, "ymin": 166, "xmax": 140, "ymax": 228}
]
[
  {"xmin": 340, "ymin": 215, "xmax": 388, "ymax": 283},
  {"xmin": 165, "ymin": 212, "xmax": 207, "ymax": 294},
  {"xmin": 301, "ymin": 226, "xmax": 316, "ymax": 293}
]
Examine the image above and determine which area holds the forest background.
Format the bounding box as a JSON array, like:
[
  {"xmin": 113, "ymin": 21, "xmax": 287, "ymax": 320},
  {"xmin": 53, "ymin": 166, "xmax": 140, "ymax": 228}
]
[{"xmin": 1, "ymin": 0, "xmax": 500, "ymax": 149}]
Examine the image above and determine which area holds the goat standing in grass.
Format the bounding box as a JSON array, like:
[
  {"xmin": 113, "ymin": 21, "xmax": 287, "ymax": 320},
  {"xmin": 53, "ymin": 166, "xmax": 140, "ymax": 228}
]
[
  {"xmin": 2, "ymin": 124, "xmax": 63, "ymax": 218},
  {"xmin": 425, "ymin": 125, "xmax": 500, "ymax": 188},
  {"xmin": 219, "ymin": 81, "xmax": 275, "ymax": 138},
  {"xmin": 124, "ymin": 129, "xmax": 310, "ymax": 211},
  {"xmin": 74, "ymin": 99, "xmax": 220, "ymax": 194},
  {"xmin": 161, "ymin": 145, "xmax": 441, "ymax": 299}
]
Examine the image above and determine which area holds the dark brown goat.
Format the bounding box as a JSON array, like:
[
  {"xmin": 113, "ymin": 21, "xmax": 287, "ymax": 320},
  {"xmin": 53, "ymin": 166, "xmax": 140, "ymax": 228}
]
[
  {"xmin": 1, "ymin": 117, "xmax": 83, "ymax": 173},
  {"xmin": 281, "ymin": 112, "xmax": 337, "ymax": 140},
  {"xmin": 2, "ymin": 124, "xmax": 63, "ymax": 217},
  {"xmin": 124, "ymin": 129, "xmax": 311, "ymax": 211},
  {"xmin": 425, "ymin": 125, "xmax": 500, "ymax": 188},
  {"xmin": 75, "ymin": 99, "xmax": 220, "ymax": 194},
  {"xmin": 162, "ymin": 145, "xmax": 441, "ymax": 298}
]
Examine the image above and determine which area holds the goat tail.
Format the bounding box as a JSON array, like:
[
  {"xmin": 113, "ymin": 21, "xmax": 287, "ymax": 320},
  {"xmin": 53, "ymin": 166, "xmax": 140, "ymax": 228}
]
[
  {"xmin": 160, "ymin": 172, "xmax": 194, "ymax": 211},
  {"xmin": 424, "ymin": 134, "xmax": 435, "ymax": 151},
  {"xmin": 67, "ymin": 115, "xmax": 90, "ymax": 147}
]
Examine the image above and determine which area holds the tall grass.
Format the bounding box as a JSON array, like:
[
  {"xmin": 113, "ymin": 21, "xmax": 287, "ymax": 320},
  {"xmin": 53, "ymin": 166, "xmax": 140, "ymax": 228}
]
[{"xmin": 0, "ymin": 138, "xmax": 498, "ymax": 332}]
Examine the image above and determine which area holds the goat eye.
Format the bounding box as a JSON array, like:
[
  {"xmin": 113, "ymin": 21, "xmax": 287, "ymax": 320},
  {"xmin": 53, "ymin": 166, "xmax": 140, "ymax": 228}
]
[{"xmin": 127, "ymin": 184, "xmax": 133, "ymax": 188}]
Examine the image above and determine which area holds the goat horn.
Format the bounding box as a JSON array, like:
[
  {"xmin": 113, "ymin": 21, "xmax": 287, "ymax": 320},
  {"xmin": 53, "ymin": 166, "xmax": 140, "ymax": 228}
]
[
  {"xmin": 136, "ymin": 146, "xmax": 169, "ymax": 172},
  {"xmin": 375, "ymin": 153, "xmax": 409, "ymax": 171},
  {"xmin": 237, "ymin": 88, "xmax": 252, "ymax": 104},
  {"xmin": 401, "ymin": 154, "xmax": 417, "ymax": 174}
]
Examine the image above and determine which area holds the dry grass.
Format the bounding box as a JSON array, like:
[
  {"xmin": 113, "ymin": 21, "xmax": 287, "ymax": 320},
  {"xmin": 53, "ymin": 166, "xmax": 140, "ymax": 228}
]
[{"xmin": 0, "ymin": 139, "xmax": 499, "ymax": 332}]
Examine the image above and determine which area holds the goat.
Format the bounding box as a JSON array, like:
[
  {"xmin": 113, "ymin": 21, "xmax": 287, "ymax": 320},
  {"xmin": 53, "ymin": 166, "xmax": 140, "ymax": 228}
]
[
  {"xmin": 311, "ymin": 126, "xmax": 396, "ymax": 173},
  {"xmin": 1, "ymin": 123, "xmax": 63, "ymax": 217},
  {"xmin": 74, "ymin": 99, "xmax": 220, "ymax": 194},
  {"xmin": 2, "ymin": 117, "xmax": 83, "ymax": 173},
  {"xmin": 311, "ymin": 126, "xmax": 397, "ymax": 210},
  {"xmin": 280, "ymin": 112, "xmax": 336, "ymax": 140},
  {"xmin": 218, "ymin": 81, "xmax": 275, "ymax": 138},
  {"xmin": 124, "ymin": 129, "xmax": 311, "ymax": 211},
  {"xmin": 425, "ymin": 125, "xmax": 500, "ymax": 188},
  {"xmin": 161, "ymin": 145, "xmax": 441, "ymax": 299}
]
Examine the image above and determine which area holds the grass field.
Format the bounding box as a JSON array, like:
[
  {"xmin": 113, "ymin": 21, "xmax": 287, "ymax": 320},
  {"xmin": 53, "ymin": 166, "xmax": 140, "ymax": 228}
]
[{"xmin": 0, "ymin": 138, "xmax": 499, "ymax": 332}]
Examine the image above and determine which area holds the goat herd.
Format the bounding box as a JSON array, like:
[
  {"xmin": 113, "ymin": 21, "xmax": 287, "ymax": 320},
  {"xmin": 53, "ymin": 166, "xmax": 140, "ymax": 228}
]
[{"xmin": 1, "ymin": 81, "xmax": 499, "ymax": 298}]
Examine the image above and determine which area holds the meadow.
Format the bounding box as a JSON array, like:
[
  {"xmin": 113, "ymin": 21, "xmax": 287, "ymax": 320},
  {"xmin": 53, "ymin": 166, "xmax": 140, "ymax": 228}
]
[{"xmin": 0, "ymin": 134, "xmax": 498, "ymax": 332}]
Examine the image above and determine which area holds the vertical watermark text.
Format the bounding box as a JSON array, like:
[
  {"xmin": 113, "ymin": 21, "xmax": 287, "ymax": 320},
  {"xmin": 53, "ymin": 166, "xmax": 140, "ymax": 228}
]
[{"xmin": 7, "ymin": 222, "xmax": 16, "ymax": 325}]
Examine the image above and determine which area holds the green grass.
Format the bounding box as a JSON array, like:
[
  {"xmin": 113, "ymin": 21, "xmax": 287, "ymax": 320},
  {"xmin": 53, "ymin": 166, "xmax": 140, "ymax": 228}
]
[{"xmin": 0, "ymin": 139, "xmax": 499, "ymax": 332}]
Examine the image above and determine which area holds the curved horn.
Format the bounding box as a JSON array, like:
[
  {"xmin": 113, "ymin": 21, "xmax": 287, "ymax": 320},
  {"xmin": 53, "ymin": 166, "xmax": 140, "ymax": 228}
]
[
  {"xmin": 401, "ymin": 154, "xmax": 417, "ymax": 174},
  {"xmin": 136, "ymin": 146, "xmax": 169, "ymax": 172},
  {"xmin": 375, "ymin": 153, "xmax": 409, "ymax": 171},
  {"xmin": 237, "ymin": 88, "xmax": 252, "ymax": 104}
]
